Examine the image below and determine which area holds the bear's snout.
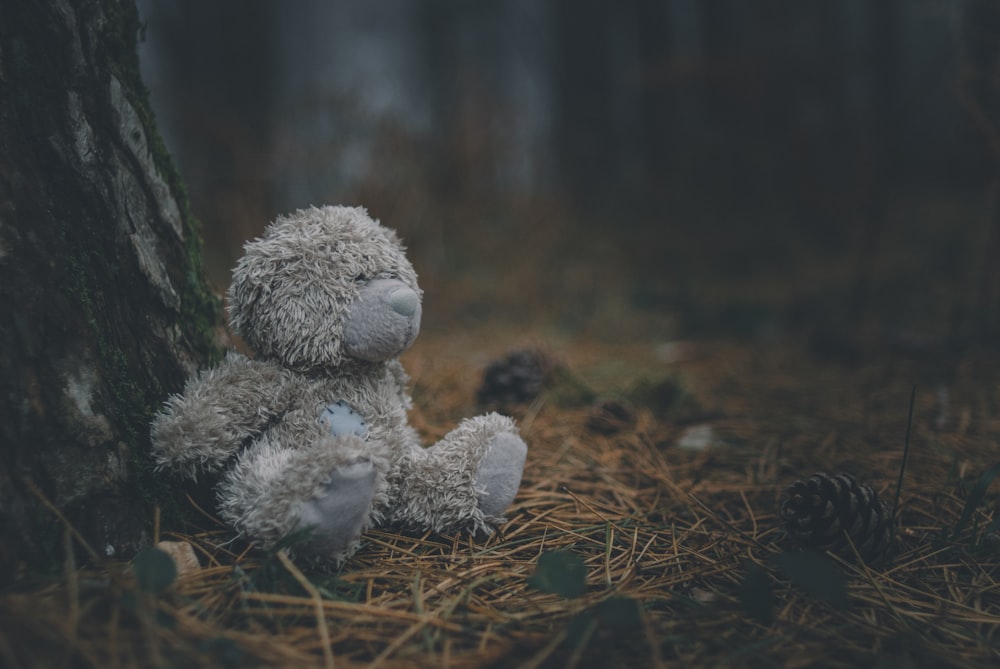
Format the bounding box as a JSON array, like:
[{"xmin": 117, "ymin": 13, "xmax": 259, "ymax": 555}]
[
  {"xmin": 388, "ymin": 286, "xmax": 419, "ymax": 317},
  {"xmin": 343, "ymin": 278, "xmax": 422, "ymax": 362}
]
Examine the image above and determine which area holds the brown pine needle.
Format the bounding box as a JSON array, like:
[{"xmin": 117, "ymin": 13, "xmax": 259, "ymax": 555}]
[
  {"xmin": 23, "ymin": 478, "xmax": 99, "ymax": 562},
  {"xmin": 276, "ymin": 550, "xmax": 335, "ymax": 669},
  {"xmin": 3, "ymin": 337, "xmax": 1000, "ymax": 667}
]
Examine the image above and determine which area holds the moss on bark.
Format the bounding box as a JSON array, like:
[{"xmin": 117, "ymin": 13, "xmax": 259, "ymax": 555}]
[{"xmin": 0, "ymin": 0, "xmax": 222, "ymax": 577}]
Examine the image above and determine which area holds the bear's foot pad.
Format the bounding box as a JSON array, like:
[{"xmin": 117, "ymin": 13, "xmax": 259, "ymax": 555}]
[
  {"xmin": 476, "ymin": 433, "xmax": 527, "ymax": 518},
  {"xmin": 294, "ymin": 459, "xmax": 376, "ymax": 555}
]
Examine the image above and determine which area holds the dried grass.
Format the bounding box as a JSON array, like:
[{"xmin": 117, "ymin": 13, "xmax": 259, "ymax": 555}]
[{"xmin": 3, "ymin": 332, "xmax": 1000, "ymax": 668}]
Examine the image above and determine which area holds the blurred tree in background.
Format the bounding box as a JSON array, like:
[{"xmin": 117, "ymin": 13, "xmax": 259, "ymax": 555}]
[
  {"xmin": 960, "ymin": 0, "xmax": 1000, "ymax": 337},
  {"xmin": 136, "ymin": 0, "xmax": 997, "ymax": 346}
]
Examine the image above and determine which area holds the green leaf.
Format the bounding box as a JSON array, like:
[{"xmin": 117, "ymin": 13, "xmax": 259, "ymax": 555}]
[
  {"xmin": 597, "ymin": 596, "xmax": 640, "ymax": 628},
  {"xmin": 954, "ymin": 462, "xmax": 1000, "ymax": 537},
  {"xmin": 739, "ymin": 562, "xmax": 773, "ymax": 624},
  {"xmin": 133, "ymin": 547, "xmax": 176, "ymax": 594},
  {"xmin": 773, "ymin": 550, "xmax": 848, "ymax": 609},
  {"xmin": 528, "ymin": 549, "xmax": 587, "ymax": 599}
]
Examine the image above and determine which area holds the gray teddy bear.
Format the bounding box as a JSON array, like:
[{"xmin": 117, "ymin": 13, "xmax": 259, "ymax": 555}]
[{"xmin": 151, "ymin": 205, "xmax": 527, "ymax": 560}]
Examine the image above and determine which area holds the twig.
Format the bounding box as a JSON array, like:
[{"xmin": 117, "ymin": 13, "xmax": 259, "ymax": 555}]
[
  {"xmin": 517, "ymin": 628, "xmax": 568, "ymax": 669},
  {"xmin": 276, "ymin": 550, "xmax": 335, "ymax": 669},
  {"xmin": 62, "ymin": 526, "xmax": 79, "ymax": 667},
  {"xmin": 23, "ymin": 478, "xmax": 99, "ymax": 562},
  {"xmin": 839, "ymin": 533, "xmax": 910, "ymax": 630},
  {"xmin": 185, "ymin": 492, "xmax": 227, "ymax": 527},
  {"xmin": 561, "ymin": 486, "xmax": 617, "ymax": 528},
  {"xmin": 373, "ymin": 621, "xmax": 427, "ymax": 667},
  {"xmin": 242, "ymin": 591, "xmax": 465, "ymax": 630},
  {"xmin": 640, "ymin": 605, "xmax": 667, "ymax": 669},
  {"xmin": 686, "ymin": 491, "xmax": 773, "ymax": 553},
  {"xmin": 520, "ymin": 395, "xmax": 547, "ymax": 436},
  {"xmin": 890, "ymin": 385, "xmax": 916, "ymax": 555}
]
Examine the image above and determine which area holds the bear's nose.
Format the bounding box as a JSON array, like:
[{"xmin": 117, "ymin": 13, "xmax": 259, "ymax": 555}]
[{"xmin": 388, "ymin": 287, "xmax": 419, "ymax": 317}]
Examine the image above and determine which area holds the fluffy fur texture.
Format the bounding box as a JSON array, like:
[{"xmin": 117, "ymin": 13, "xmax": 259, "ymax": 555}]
[{"xmin": 151, "ymin": 206, "xmax": 527, "ymax": 561}]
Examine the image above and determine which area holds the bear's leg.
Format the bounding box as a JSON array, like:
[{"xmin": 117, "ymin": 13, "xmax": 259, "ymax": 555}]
[
  {"xmin": 217, "ymin": 434, "xmax": 379, "ymax": 560},
  {"xmin": 390, "ymin": 413, "xmax": 526, "ymax": 535}
]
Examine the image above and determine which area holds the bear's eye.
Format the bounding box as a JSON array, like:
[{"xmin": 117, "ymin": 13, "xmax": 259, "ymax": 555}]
[{"xmin": 352, "ymin": 274, "xmax": 367, "ymax": 283}]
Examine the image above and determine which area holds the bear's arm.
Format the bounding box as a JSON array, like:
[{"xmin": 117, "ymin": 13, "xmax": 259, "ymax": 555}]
[{"xmin": 151, "ymin": 352, "xmax": 296, "ymax": 478}]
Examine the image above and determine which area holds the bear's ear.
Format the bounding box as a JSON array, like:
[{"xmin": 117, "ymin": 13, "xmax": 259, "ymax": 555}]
[
  {"xmin": 226, "ymin": 257, "xmax": 260, "ymax": 339},
  {"xmin": 379, "ymin": 225, "xmax": 403, "ymax": 249},
  {"xmin": 224, "ymin": 221, "xmax": 356, "ymax": 369},
  {"xmin": 227, "ymin": 263, "xmax": 345, "ymax": 369},
  {"xmin": 227, "ymin": 233, "xmax": 276, "ymax": 339}
]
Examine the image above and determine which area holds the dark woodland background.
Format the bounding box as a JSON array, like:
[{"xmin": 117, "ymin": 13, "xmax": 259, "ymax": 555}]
[
  {"xmin": 137, "ymin": 0, "xmax": 1000, "ymax": 347},
  {"xmin": 6, "ymin": 3, "xmax": 1000, "ymax": 663}
]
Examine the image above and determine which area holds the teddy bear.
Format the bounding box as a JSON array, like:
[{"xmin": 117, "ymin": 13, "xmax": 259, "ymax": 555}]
[{"xmin": 151, "ymin": 205, "xmax": 527, "ymax": 560}]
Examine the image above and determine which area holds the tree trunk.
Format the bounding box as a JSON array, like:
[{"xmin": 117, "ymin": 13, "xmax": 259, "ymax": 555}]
[
  {"xmin": 633, "ymin": 0, "xmax": 671, "ymax": 187},
  {"xmin": 0, "ymin": 0, "xmax": 221, "ymax": 578},
  {"xmin": 849, "ymin": 0, "xmax": 899, "ymax": 321}
]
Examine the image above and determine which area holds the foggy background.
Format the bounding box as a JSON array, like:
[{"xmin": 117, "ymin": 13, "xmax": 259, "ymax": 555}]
[{"xmin": 136, "ymin": 0, "xmax": 1000, "ymax": 346}]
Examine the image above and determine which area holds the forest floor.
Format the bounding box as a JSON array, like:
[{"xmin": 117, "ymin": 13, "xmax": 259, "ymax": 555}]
[{"xmin": 3, "ymin": 188, "xmax": 1000, "ymax": 667}]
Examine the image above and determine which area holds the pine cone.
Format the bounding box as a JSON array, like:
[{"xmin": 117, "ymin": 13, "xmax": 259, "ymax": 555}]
[
  {"xmin": 780, "ymin": 472, "xmax": 894, "ymax": 566},
  {"xmin": 476, "ymin": 348, "xmax": 551, "ymax": 411}
]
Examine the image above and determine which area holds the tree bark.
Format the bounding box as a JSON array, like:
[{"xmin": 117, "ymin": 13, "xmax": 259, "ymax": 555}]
[{"xmin": 0, "ymin": 0, "xmax": 220, "ymax": 578}]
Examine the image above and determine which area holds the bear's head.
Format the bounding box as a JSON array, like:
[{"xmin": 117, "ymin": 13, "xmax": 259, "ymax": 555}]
[{"xmin": 228, "ymin": 206, "xmax": 422, "ymax": 371}]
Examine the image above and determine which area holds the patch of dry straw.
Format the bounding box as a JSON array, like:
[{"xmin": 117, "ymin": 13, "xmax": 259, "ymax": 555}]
[{"xmin": 2, "ymin": 338, "xmax": 1000, "ymax": 668}]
